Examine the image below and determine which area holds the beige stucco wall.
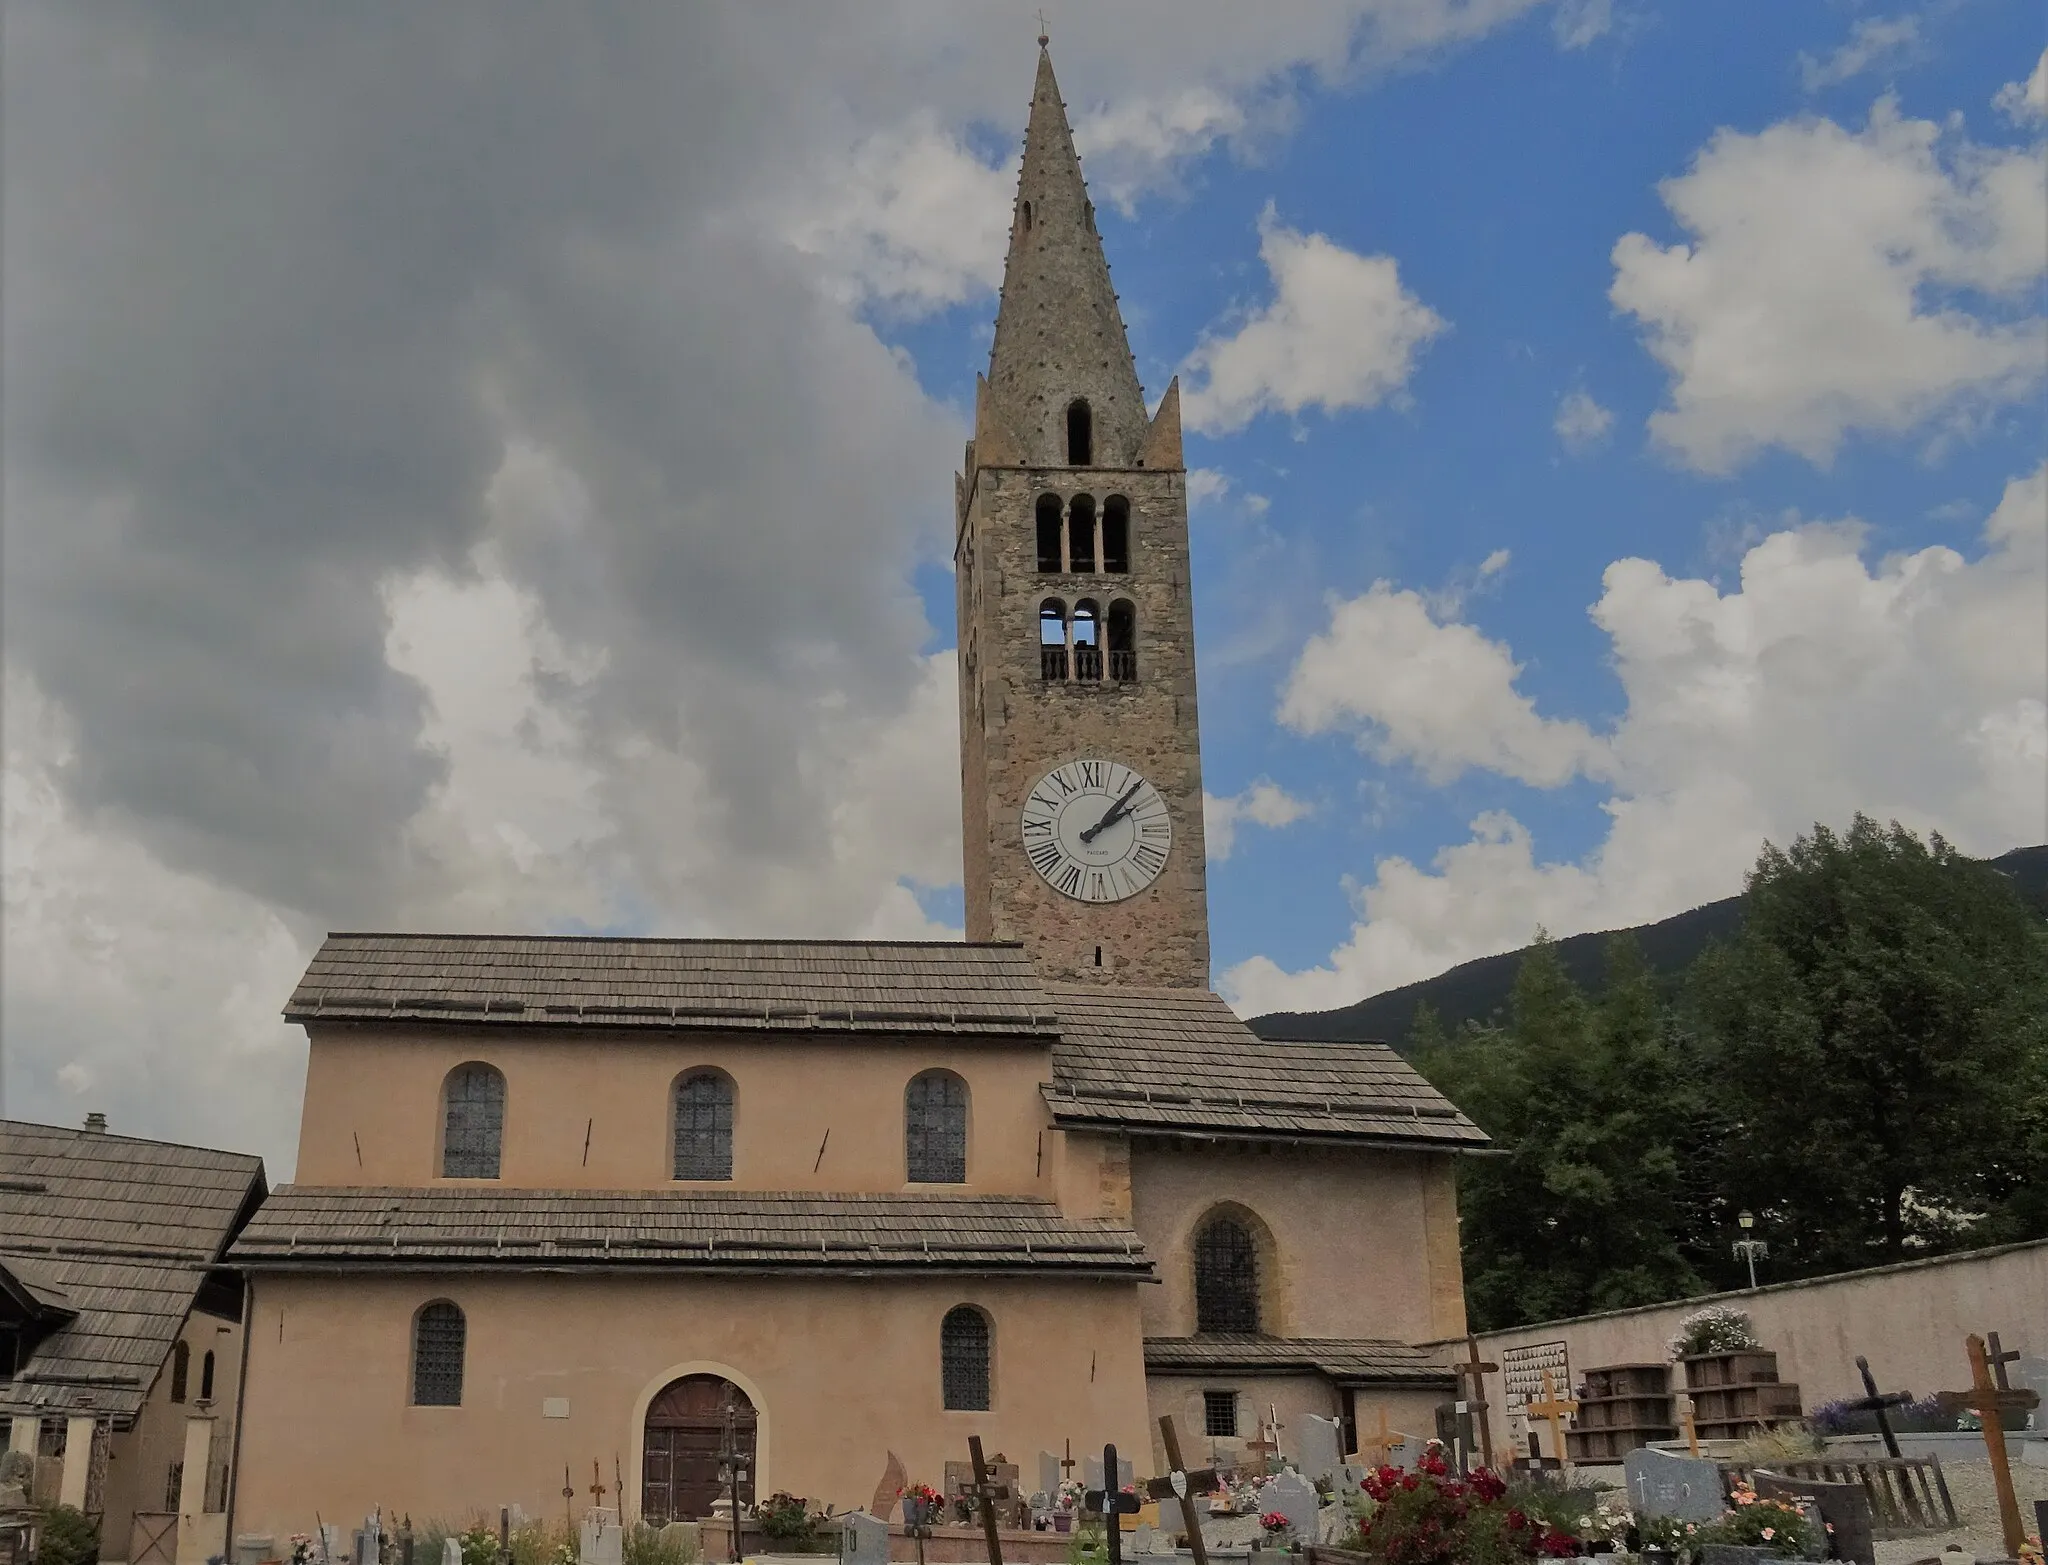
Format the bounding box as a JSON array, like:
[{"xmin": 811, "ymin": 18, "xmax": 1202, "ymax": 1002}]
[
  {"xmin": 1441, "ymin": 1238, "xmax": 2047, "ymax": 1414},
  {"xmin": 296, "ymin": 1027, "xmax": 1059, "ymax": 1196},
  {"xmin": 1142, "ymin": 1377, "xmax": 1440, "ymax": 1472},
  {"xmin": 233, "ymin": 1269, "xmax": 1149, "ymax": 1542},
  {"xmin": 1129, "ymin": 1143, "xmax": 1467, "ymax": 1342},
  {"xmin": 98, "ymin": 1307, "xmax": 243, "ymax": 1562}
]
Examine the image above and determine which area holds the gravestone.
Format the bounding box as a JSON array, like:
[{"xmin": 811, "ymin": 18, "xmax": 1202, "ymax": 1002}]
[
  {"xmin": 1384, "ymin": 1437, "xmax": 1428, "ymax": 1472},
  {"xmin": 1698, "ymin": 1547, "xmax": 1769, "ymax": 1565},
  {"xmin": 1625, "ymin": 1448, "xmax": 1726, "ymax": 1524},
  {"xmin": 1041, "ymin": 1451, "xmax": 1062, "ymax": 1497},
  {"xmin": 352, "ymin": 1529, "xmax": 377, "ymax": 1565},
  {"xmin": 1261, "ymin": 1472, "xmax": 1318, "ymax": 1538},
  {"xmin": 843, "ymin": 1511, "xmax": 890, "ymax": 1565},
  {"xmin": 442, "ymin": 1540, "xmax": 461, "ymax": 1565},
  {"xmin": 1297, "ymin": 1416, "xmax": 1343, "ymax": 1486},
  {"xmin": 1133, "ymin": 1524, "xmax": 1156, "ymax": 1555},
  {"xmin": 1084, "ymin": 1454, "xmax": 1136, "ymax": 1491},
  {"xmin": 579, "ymin": 1508, "xmax": 621, "ymax": 1565},
  {"xmin": 1754, "ymin": 1471, "xmax": 1872, "ymax": 1565},
  {"xmin": 1336, "ymin": 1464, "xmax": 1367, "ymax": 1498}
]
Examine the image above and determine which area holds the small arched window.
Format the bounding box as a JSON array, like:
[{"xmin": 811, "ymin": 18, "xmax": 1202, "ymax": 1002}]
[
  {"xmin": 199, "ymin": 1350, "xmax": 215, "ymax": 1402},
  {"xmin": 1194, "ymin": 1214, "xmax": 1262, "ymax": 1334},
  {"xmin": 169, "ymin": 1340, "xmax": 190, "ymax": 1403},
  {"xmin": 1039, "ymin": 599, "xmax": 1068, "ymax": 682},
  {"xmin": 906, "ymin": 1070, "xmax": 968, "ymax": 1184},
  {"xmin": 1068, "ymin": 494, "xmax": 1097, "ymax": 573},
  {"xmin": 940, "ymin": 1305, "xmax": 992, "ymax": 1411},
  {"xmin": 674, "ymin": 1071, "xmax": 735, "ymax": 1181},
  {"xmin": 1020, "ymin": 200, "xmax": 1033, "ymax": 233},
  {"xmin": 1066, "ymin": 400, "xmax": 1093, "ymax": 466},
  {"xmin": 1107, "ymin": 600, "xmax": 1137, "ymax": 683},
  {"xmin": 440, "ymin": 1062, "xmax": 505, "ymax": 1180},
  {"xmin": 1036, "ymin": 494, "xmax": 1064, "ymax": 573},
  {"xmin": 1103, "ymin": 496, "xmax": 1130, "ymax": 573},
  {"xmin": 1072, "ymin": 600, "xmax": 1102, "ymax": 682},
  {"xmin": 411, "ymin": 1301, "xmax": 466, "ymax": 1407}
]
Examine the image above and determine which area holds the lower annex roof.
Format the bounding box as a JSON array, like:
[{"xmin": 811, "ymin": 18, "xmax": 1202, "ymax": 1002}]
[
  {"xmin": 1143, "ymin": 1334, "xmax": 1455, "ymax": 1387},
  {"xmin": 231, "ymin": 1187, "xmax": 1153, "ymax": 1279}
]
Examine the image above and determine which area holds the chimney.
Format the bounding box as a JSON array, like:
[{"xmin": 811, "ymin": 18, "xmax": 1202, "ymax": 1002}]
[{"xmin": 83, "ymin": 1112, "xmax": 107, "ymax": 1133}]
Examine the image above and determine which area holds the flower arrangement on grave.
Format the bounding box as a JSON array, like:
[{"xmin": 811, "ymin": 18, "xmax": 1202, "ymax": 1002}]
[
  {"xmin": 289, "ymin": 1536, "xmax": 314, "ymax": 1565},
  {"xmin": 1668, "ymin": 1304, "xmax": 1761, "ymax": 1359},
  {"xmin": 758, "ymin": 1493, "xmax": 816, "ymax": 1546},
  {"xmin": 902, "ymin": 1485, "xmax": 943, "ymax": 1527},
  {"xmin": 1692, "ymin": 1482, "xmax": 1818, "ymax": 1558},
  {"xmin": 1259, "ymin": 1512, "xmax": 1292, "ymax": 1536},
  {"xmin": 1345, "ymin": 1444, "xmax": 1581, "ymax": 1565}
]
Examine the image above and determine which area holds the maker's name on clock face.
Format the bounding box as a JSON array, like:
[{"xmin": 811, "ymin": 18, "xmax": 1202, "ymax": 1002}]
[{"xmin": 1020, "ymin": 758, "xmax": 1172, "ymax": 903}]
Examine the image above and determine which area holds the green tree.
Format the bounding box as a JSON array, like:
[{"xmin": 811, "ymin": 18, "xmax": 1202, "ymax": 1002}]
[{"xmin": 1681, "ymin": 816, "xmax": 2048, "ymax": 1275}]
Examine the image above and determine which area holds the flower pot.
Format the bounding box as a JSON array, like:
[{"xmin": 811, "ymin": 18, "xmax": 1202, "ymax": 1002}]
[{"xmin": 1053, "ymin": 1514, "xmax": 1072, "ymax": 1534}]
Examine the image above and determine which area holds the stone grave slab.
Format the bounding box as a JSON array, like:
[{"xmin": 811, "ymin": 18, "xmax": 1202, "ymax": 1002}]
[
  {"xmin": 1262, "ymin": 1472, "xmax": 1318, "ymax": 1537},
  {"xmin": 1041, "ymin": 1451, "xmax": 1062, "ymax": 1497},
  {"xmin": 843, "ymin": 1511, "xmax": 890, "ymax": 1565},
  {"xmin": 441, "ymin": 1542, "xmax": 461, "ymax": 1565},
  {"xmin": 1297, "ymin": 1415, "xmax": 1343, "ymax": 1486},
  {"xmin": 1083, "ymin": 1454, "xmax": 1136, "ymax": 1491},
  {"xmin": 1625, "ymin": 1447, "xmax": 1726, "ymax": 1524},
  {"xmin": 1383, "ymin": 1437, "xmax": 1428, "ymax": 1472},
  {"xmin": 579, "ymin": 1508, "xmax": 622, "ymax": 1565},
  {"xmin": 1755, "ymin": 1471, "xmax": 1871, "ymax": 1565}
]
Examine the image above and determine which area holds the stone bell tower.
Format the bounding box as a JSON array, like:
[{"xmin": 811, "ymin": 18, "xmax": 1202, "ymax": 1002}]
[{"xmin": 955, "ymin": 43, "xmax": 1210, "ymax": 989}]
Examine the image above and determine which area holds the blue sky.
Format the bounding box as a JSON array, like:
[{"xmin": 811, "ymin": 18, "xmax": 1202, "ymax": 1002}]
[{"xmin": 2, "ymin": 2, "xmax": 2042, "ymax": 1164}]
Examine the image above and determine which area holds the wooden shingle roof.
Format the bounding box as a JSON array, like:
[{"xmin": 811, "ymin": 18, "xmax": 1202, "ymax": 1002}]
[
  {"xmin": 287, "ymin": 934, "xmax": 1058, "ymax": 1037},
  {"xmin": 1144, "ymin": 1334, "xmax": 1455, "ymax": 1387},
  {"xmin": 1045, "ymin": 987, "xmax": 1486, "ymax": 1149},
  {"xmin": 231, "ymin": 1187, "xmax": 1152, "ymax": 1277},
  {"xmin": 0, "ymin": 1119, "xmax": 266, "ymax": 1422}
]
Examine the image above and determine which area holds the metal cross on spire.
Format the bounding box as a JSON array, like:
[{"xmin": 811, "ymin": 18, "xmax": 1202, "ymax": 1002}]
[{"xmin": 1037, "ymin": 11, "xmax": 1050, "ymax": 47}]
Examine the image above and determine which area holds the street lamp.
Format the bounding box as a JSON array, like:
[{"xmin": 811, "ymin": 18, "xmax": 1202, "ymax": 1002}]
[{"xmin": 1732, "ymin": 1208, "xmax": 1769, "ymax": 1290}]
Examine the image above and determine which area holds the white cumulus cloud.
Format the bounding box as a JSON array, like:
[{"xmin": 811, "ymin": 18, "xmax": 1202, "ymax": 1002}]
[
  {"xmin": 1205, "ymin": 780, "xmax": 1312, "ymax": 861},
  {"xmin": 1226, "ymin": 463, "xmax": 2048, "ymax": 1018},
  {"xmin": 1800, "ymin": 17, "xmax": 1923, "ymax": 91},
  {"xmin": 1554, "ymin": 388, "xmax": 1615, "ymax": 453},
  {"xmin": 1182, "ymin": 205, "xmax": 1446, "ymax": 435},
  {"xmin": 1995, "ymin": 47, "xmax": 2048, "ymax": 123},
  {"xmin": 1611, "ymin": 96, "xmax": 2046, "ymax": 474}
]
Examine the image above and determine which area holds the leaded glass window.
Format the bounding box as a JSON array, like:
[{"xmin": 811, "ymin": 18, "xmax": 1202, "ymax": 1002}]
[
  {"xmin": 441, "ymin": 1063, "xmax": 505, "ymax": 1179},
  {"xmin": 1194, "ymin": 1215, "xmax": 1260, "ymax": 1334},
  {"xmin": 412, "ymin": 1301, "xmax": 465, "ymax": 1406},
  {"xmin": 940, "ymin": 1306, "xmax": 990, "ymax": 1411},
  {"xmin": 905, "ymin": 1071, "xmax": 967, "ymax": 1184},
  {"xmin": 674, "ymin": 1072, "xmax": 735, "ymax": 1181}
]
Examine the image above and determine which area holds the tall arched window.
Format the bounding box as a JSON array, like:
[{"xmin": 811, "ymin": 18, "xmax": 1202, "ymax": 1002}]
[
  {"xmin": 673, "ymin": 1071, "xmax": 735, "ymax": 1181},
  {"xmin": 1036, "ymin": 494, "xmax": 1064, "ymax": 573},
  {"xmin": 940, "ymin": 1305, "xmax": 992, "ymax": 1411},
  {"xmin": 906, "ymin": 1071, "xmax": 968, "ymax": 1184},
  {"xmin": 1072, "ymin": 600, "xmax": 1102, "ymax": 682},
  {"xmin": 1107, "ymin": 600, "xmax": 1137, "ymax": 683},
  {"xmin": 1102, "ymin": 496, "xmax": 1131, "ymax": 572},
  {"xmin": 1066, "ymin": 399, "xmax": 1093, "ymax": 466},
  {"xmin": 411, "ymin": 1301, "xmax": 466, "ymax": 1406},
  {"xmin": 199, "ymin": 1350, "xmax": 215, "ymax": 1402},
  {"xmin": 1039, "ymin": 599, "xmax": 1068, "ymax": 682},
  {"xmin": 169, "ymin": 1340, "xmax": 190, "ymax": 1403},
  {"xmin": 1194, "ymin": 1214, "xmax": 1261, "ymax": 1334},
  {"xmin": 1067, "ymin": 494, "xmax": 1097, "ymax": 573},
  {"xmin": 440, "ymin": 1063, "xmax": 506, "ymax": 1179}
]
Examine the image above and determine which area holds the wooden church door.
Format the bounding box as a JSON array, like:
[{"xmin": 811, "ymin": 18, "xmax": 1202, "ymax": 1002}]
[{"xmin": 642, "ymin": 1375, "xmax": 755, "ymax": 1523}]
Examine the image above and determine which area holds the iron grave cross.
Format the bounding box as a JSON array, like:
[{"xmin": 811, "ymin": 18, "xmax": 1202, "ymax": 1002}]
[
  {"xmin": 1844, "ymin": 1355, "xmax": 1913, "ymax": 1459},
  {"xmin": 1085, "ymin": 1442, "xmax": 1143, "ymax": 1565},
  {"xmin": 1144, "ymin": 1415, "xmax": 1222, "ymax": 1565}
]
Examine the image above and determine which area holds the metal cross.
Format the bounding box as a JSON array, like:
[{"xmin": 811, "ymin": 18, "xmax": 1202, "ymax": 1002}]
[
  {"xmin": 1084, "ymin": 1443, "xmax": 1143, "ymax": 1565},
  {"xmin": 590, "ymin": 1460, "xmax": 608, "ymax": 1509},
  {"xmin": 1454, "ymin": 1336, "xmax": 1499, "ymax": 1470},
  {"xmin": 967, "ymin": 1436, "xmax": 1010, "ymax": 1565},
  {"xmin": 1845, "ymin": 1355, "xmax": 1914, "ymax": 1459},
  {"xmin": 1144, "ymin": 1416, "xmax": 1222, "ymax": 1565},
  {"xmin": 1036, "ymin": 11, "xmax": 1050, "ymax": 47}
]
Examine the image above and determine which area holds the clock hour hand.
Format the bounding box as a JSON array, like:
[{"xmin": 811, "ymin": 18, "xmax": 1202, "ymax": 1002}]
[{"xmin": 1079, "ymin": 780, "xmax": 1144, "ymax": 844}]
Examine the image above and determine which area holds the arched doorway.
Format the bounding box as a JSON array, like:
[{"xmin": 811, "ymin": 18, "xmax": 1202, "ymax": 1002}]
[{"xmin": 642, "ymin": 1375, "xmax": 756, "ymax": 1523}]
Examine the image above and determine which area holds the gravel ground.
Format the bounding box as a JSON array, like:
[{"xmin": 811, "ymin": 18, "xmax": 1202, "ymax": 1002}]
[{"xmin": 1871, "ymin": 1455, "xmax": 2046, "ymax": 1564}]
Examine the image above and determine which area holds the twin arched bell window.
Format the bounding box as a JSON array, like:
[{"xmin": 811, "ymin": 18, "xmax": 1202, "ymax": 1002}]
[
  {"xmin": 1036, "ymin": 493, "xmax": 1129, "ymax": 574},
  {"xmin": 1039, "ymin": 596, "xmax": 1136, "ymax": 683}
]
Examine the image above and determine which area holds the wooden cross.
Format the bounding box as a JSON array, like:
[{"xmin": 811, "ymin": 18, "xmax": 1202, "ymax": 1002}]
[
  {"xmin": 1060, "ymin": 1441, "xmax": 1077, "ymax": 1480},
  {"xmin": 1242, "ymin": 1405, "xmax": 1283, "ymax": 1474},
  {"xmin": 1986, "ymin": 1332, "xmax": 2022, "ymax": 1391},
  {"xmin": 1527, "ymin": 1371, "xmax": 1579, "ymax": 1470},
  {"xmin": 590, "ymin": 1460, "xmax": 608, "ymax": 1509},
  {"xmin": 1454, "ymin": 1336, "xmax": 1499, "ymax": 1471},
  {"xmin": 1845, "ymin": 1355, "xmax": 1914, "ymax": 1459},
  {"xmin": 1145, "ymin": 1416, "xmax": 1222, "ymax": 1565},
  {"xmin": 1350, "ymin": 1406, "xmax": 1410, "ymax": 1468},
  {"xmin": 1083, "ymin": 1443, "xmax": 1143, "ymax": 1565},
  {"xmin": 1678, "ymin": 1396, "xmax": 1701, "ymax": 1457},
  {"xmin": 1935, "ymin": 1334, "xmax": 2039, "ymax": 1560},
  {"xmin": 967, "ymin": 1436, "xmax": 1010, "ymax": 1565}
]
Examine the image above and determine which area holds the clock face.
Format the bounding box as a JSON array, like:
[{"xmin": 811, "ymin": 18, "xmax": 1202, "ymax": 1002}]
[{"xmin": 1020, "ymin": 758, "xmax": 1172, "ymax": 903}]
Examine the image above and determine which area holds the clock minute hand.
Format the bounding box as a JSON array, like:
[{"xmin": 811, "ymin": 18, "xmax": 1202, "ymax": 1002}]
[{"xmin": 1079, "ymin": 780, "xmax": 1144, "ymax": 844}]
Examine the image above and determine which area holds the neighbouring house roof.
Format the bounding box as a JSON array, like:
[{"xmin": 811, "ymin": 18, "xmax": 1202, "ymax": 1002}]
[
  {"xmin": 0, "ymin": 1119, "xmax": 267, "ymax": 1423},
  {"xmin": 230, "ymin": 1187, "xmax": 1153, "ymax": 1278},
  {"xmin": 286, "ymin": 934, "xmax": 1059, "ymax": 1038},
  {"xmin": 1144, "ymin": 1335, "xmax": 1455, "ymax": 1388},
  {"xmin": 1045, "ymin": 987, "xmax": 1487, "ymax": 1150}
]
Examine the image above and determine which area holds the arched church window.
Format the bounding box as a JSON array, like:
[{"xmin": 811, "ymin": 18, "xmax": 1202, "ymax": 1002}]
[
  {"xmin": 1072, "ymin": 600, "xmax": 1101, "ymax": 682},
  {"xmin": 170, "ymin": 1340, "xmax": 190, "ymax": 1403},
  {"xmin": 1020, "ymin": 200, "xmax": 1033, "ymax": 232},
  {"xmin": 1066, "ymin": 400, "xmax": 1093, "ymax": 466},
  {"xmin": 1068, "ymin": 494, "xmax": 1097, "ymax": 573},
  {"xmin": 200, "ymin": 1349, "xmax": 215, "ymax": 1401},
  {"xmin": 411, "ymin": 1300, "xmax": 465, "ymax": 1406},
  {"xmin": 1102, "ymin": 496, "xmax": 1130, "ymax": 572},
  {"xmin": 905, "ymin": 1070, "xmax": 968, "ymax": 1184},
  {"xmin": 940, "ymin": 1305, "xmax": 992, "ymax": 1411},
  {"xmin": 673, "ymin": 1071, "xmax": 735, "ymax": 1181},
  {"xmin": 440, "ymin": 1062, "xmax": 505, "ymax": 1180},
  {"xmin": 1107, "ymin": 599, "xmax": 1137, "ymax": 683},
  {"xmin": 1036, "ymin": 495, "xmax": 1064, "ymax": 573},
  {"xmin": 1039, "ymin": 599, "xmax": 1068, "ymax": 682},
  {"xmin": 1194, "ymin": 1214, "xmax": 1261, "ymax": 1334}
]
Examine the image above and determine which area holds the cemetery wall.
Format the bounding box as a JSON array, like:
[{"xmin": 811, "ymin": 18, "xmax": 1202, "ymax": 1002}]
[
  {"xmin": 1442, "ymin": 1238, "xmax": 2046, "ymax": 1412},
  {"xmin": 231, "ymin": 1269, "xmax": 1149, "ymax": 1542},
  {"xmin": 1128, "ymin": 1144, "xmax": 1466, "ymax": 1341},
  {"xmin": 295, "ymin": 1027, "xmax": 1060, "ymax": 1195}
]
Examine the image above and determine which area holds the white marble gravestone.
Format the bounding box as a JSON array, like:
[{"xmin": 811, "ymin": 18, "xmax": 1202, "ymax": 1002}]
[
  {"xmin": 442, "ymin": 1540, "xmax": 462, "ymax": 1565},
  {"xmin": 1041, "ymin": 1451, "xmax": 1063, "ymax": 1497},
  {"xmin": 580, "ymin": 1508, "xmax": 622, "ymax": 1565},
  {"xmin": 1297, "ymin": 1415, "xmax": 1343, "ymax": 1485},
  {"xmin": 1262, "ymin": 1471, "xmax": 1319, "ymax": 1537},
  {"xmin": 844, "ymin": 1512, "xmax": 890, "ymax": 1565}
]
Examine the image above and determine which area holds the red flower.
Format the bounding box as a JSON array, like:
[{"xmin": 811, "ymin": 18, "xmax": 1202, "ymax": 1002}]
[
  {"xmin": 1506, "ymin": 1509, "xmax": 1529, "ymax": 1532},
  {"xmin": 1470, "ymin": 1469, "xmax": 1506, "ymax": 1501}
]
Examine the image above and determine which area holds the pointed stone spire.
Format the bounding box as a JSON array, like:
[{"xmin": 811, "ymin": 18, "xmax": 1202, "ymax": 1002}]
[{"xmin": 986, "ymin": 45, "xmax": 1149, "ymax": 468}]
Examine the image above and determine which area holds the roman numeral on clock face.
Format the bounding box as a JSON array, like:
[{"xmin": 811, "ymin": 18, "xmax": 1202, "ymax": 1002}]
[{"xmin": 1017, "ymin": 758, "xmax": 1173, "ymax": 904}]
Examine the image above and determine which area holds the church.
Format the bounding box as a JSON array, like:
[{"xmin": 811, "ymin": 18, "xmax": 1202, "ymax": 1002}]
[{"xmin": 225, "ymin": 45, "xmax": 1486, "ymax": 1541}]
